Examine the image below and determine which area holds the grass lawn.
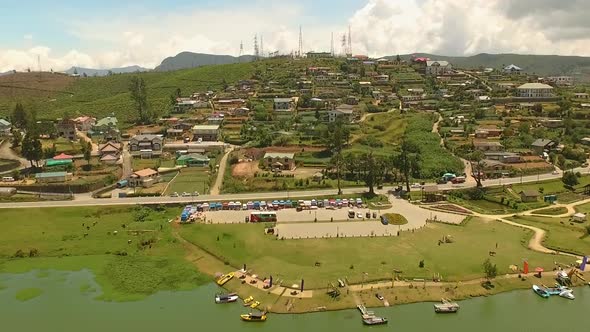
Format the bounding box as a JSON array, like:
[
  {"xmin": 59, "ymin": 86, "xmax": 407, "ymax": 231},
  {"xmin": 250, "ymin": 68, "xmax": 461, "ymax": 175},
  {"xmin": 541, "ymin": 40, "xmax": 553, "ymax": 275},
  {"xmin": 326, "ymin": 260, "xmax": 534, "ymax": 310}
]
[
  {"xmin": 532, "ymin": 207, "xmax": 568, "ymax": 215},
  {"xmin": 164, "ymin": 168, "xmax": 210, "ymax": 195},
  {"xmin": 0, "ymin": 206, "xmax": 207, "ymax": 301},
  {"xmin": 132, "ymin": 158, "xmax": 175, "ymax": 171},
  {"xmin": 178, "ymin": 217, "xmax": 559, "ymax": 289},
  {"xmin": 510, "ymin": 176, "xmax": 590, "ymax": 204},
  {"xmin": 15, "ymin": 288, "xmax": 43, "ymax": 301},
  {"xmin": 575, "ymin": 202, "xmax": 590, "ymax": 214},
  {"xmin": 508, "ymin": 215, "xmax": 590, "ymax": 255},
  {"xmin": 41, "ymin": 138, "xmax": 82, "ymax": 155}
]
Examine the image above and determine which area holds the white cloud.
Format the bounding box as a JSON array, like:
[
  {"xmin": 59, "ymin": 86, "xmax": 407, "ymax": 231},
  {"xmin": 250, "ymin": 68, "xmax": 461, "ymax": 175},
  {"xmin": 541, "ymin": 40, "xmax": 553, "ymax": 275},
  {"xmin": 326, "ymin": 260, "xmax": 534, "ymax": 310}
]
[
  {"xmin": 23, "ymin": 34, "xmax": 33, "ymax": 40},
  {"xmin": 4, "ymin": 0, "xmax": 590, "ymax": 71}
]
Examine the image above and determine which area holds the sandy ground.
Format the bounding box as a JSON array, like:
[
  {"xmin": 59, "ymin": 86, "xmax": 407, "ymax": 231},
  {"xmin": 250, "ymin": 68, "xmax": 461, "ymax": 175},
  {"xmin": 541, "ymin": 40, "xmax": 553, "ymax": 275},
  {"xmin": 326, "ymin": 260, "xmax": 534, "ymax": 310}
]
[
  {"xmin": 232, "ymin": 161, "xmax": 260, "ymax": 177},
  {"xmin": 198, "ymin": 196, "xmax": 465, "ymax": 239}
]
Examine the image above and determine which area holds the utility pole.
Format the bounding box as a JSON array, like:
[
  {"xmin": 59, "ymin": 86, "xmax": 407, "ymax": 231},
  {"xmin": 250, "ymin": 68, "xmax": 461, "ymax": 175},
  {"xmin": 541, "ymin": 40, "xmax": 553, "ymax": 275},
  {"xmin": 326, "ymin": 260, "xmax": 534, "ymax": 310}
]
[
  {"xmin": 298, "ymin": 25, "xmax": 303, "ymax": 58},
  {"xmin": 347, "ymin": 25, "xmax": 352, "ymax": 56},
  {"xmin": 330, "ymin": 32, "xmax": 334, "ymax": 57},
  {"xmin": 238, "ymin": 40, "xmax": 243, "ymax": 61},
  {"xmin": 260, "ymin": 34, "xmax": 264, "ymax": 58},
  {"xmin": 254, "ymin": 35, "xmax": 259, "ymax": 60}
]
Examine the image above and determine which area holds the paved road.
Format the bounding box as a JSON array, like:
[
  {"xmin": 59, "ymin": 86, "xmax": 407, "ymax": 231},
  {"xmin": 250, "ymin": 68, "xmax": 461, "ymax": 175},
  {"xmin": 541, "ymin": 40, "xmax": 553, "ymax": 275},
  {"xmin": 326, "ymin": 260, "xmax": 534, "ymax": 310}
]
[
  {"xmin": 0, "ymin": 139, "xmax": 28, "ymax": 169},
  {"xmin": 209, "ymin": 145, "xmax": 234, "ymax": 195}
]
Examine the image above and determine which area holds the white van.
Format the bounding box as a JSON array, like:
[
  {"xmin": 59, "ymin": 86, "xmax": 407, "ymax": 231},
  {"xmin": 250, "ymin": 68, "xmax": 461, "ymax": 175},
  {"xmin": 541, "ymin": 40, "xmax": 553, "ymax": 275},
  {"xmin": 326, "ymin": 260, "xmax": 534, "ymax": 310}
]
[{"xmin": 2, "ymin": 176, "xmax": 15, "ymax": 182}]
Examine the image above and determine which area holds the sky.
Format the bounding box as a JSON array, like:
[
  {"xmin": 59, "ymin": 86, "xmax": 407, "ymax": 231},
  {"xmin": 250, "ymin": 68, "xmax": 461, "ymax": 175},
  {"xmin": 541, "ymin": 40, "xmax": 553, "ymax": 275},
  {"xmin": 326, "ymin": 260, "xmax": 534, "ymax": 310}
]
[{"xmin": 2, "ymin": 0, "xmax": 590, "ymax": 71}]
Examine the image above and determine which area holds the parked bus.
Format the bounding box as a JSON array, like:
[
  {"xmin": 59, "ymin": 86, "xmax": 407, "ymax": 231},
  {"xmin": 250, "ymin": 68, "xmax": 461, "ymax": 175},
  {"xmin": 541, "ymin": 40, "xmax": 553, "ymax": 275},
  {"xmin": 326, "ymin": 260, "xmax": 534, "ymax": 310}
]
[{"xmin": 249, "ymin": 211, "xmax": 277, "ymax": 223}]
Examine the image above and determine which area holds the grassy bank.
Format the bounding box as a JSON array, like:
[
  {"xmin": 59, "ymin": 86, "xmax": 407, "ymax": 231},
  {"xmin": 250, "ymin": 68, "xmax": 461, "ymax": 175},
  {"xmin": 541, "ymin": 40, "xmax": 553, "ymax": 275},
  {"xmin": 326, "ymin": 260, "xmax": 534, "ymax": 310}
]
[
  {"xmin": 0, "ymin": 205, "xmax": 208, "ymax": 301},
  {"xmin": 178, "ymin": 217, "xmax": 560, "ymax": 289}
]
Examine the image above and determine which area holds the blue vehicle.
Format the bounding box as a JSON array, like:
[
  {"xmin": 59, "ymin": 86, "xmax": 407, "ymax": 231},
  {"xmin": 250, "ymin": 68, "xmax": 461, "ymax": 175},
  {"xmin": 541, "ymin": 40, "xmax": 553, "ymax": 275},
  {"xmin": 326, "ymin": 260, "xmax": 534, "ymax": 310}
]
[{"xmin": 380, "ymin": 216, "xmax": 389, "ymax": 225}]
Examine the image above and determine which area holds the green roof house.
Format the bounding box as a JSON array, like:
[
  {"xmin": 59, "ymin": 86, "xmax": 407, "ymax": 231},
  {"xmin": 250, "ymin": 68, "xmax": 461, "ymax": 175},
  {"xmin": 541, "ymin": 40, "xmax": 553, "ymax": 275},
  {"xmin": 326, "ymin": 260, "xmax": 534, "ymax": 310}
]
[{"xmin": 176, "ymin": 153, "xmax": 210, "ymax": 167}]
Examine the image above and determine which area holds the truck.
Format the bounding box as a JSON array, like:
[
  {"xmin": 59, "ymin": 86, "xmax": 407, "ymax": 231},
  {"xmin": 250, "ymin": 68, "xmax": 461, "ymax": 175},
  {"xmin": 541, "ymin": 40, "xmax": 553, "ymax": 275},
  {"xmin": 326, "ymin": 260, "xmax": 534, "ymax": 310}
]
[{"xmin": 451, "ymin": 176, "xmax": 466, "ymax": 184}]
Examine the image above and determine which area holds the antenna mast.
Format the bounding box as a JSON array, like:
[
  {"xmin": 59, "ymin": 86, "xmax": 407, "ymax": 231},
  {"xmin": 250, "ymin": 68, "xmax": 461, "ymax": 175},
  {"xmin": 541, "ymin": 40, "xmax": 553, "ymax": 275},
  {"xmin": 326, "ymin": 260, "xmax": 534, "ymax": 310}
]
[
  {"xmin": 254, "ymin": 35, "xmax": 260, "ymax": 60},
  {"xmin": 239, "ymin": 40, "xmax": 244, "ymax": 62},
  {"xmin": 330, "ymin": 32, "xmax": 334, "ymax": 57},
  {"xmin": 298, "ymin": 26, "xmax": 303, "ymax": 57},
  {"xmin": 260, "ymin": 34, "xmax": 264, "ymax": 58},
  {"xmin": 347, "ymin": 25, "xmax": 352, "ymax": 56}
]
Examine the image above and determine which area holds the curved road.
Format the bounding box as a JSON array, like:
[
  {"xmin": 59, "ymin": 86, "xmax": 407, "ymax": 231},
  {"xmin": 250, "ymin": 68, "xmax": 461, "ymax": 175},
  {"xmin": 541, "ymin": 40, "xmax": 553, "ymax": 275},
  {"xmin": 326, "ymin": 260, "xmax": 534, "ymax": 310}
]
[{"xmin": 209, "ymin": 146, "xmax": 234, "ymax": 195}]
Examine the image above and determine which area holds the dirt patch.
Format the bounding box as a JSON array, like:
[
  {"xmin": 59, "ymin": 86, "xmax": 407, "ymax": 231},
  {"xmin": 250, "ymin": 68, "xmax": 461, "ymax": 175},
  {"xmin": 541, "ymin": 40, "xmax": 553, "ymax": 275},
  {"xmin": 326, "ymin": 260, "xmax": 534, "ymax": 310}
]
[
  {"xmin": 266, "ymin": 146, "xmax": 325, "ymax": 153},
  {"xmin": 232, "ymin": 161, "xmax": 260, "ymax": 177},
  {"xmin": 283, "ymin": 167, "xmax": 323, "ymax": 179},
  {"xmin": 124, "ymin": 125, "xmax": 165, "ymax": 136}
]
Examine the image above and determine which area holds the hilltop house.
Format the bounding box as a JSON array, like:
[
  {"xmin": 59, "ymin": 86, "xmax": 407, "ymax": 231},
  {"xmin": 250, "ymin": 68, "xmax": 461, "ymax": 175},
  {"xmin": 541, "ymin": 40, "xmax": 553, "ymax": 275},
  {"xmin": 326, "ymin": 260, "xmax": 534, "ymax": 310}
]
[
  {"xmin": 92, "ymin": 116, "xmax": 120, "ymax": 141},
  {"xmin": 516, "ymin": 83, "xmax": 554, "ymax": 98},
  {"xmin": 520, "ymin": 190, "xmax": 539, "ymax": 203},
  {"xmin": 546, "ymin": 76, "xmax": 573, "ymax": 87},
  {"xmin": 263, "ymin": 152, "xmax": 295, "ymax": 171},
  {"xmin": 73, "ymin": 116, "xmax": 96, "ymax": 131},
  {"xmin": 329, "ymin": 105, "xmax": 355, "ymax": 123},
  {"xmin": 192, "ymin": 125, "xmax": 219, "ymax": 142},
  {"xmin": 274, "ymin": 98, "xmax": 295, "ymax": 112},
  {"xmin": 0, "ymin": 119, "xmax": 11, "ymax": 136},
  {"xmin": 128, "ymin": 168, "xmax": 160, "ymax": 188},
  {"xmin": 503, "ymin": 64, "xmax": 522, "ymax": 74},
  {"xmin": 56, "ymin": 119, "xmax": 77, "ymax": 141},
  {"xmin": 129, "ymin": 134, "xmax": 163, "ymax": 158},
  {"xmin": 425, "ymin": 61, "xmax": 452, "ymax": 76}
]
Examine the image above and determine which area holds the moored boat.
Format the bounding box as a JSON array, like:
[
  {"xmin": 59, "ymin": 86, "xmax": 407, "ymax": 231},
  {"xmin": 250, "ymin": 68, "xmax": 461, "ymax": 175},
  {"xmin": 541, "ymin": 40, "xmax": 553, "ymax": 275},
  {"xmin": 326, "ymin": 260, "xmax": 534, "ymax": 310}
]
[
  {"xmin": 532, "ymin": 285, "xmax": 550, "ymax": 298},
  {"xmin": 362, "ymin": 316, "xmax": 388, "ymax": 325},
  {"xmin": 215, "ymin": 293, "xmax": 239, "ymax": 304},
  {"xmin": 250, "ymin": 300, "xmax": 261, "ymax": 309},
  {"xmin": 243, "ymin": 296, "xmax": 254, "ymax": 305},
  {"xmin": 216, "ymin": 272, "xmax": 235, "ymax": 286},
  {"xmin": 240, "ymin": 312, "xmax": 267, "ymax": 322},
  {"xmin": 434, "ymin": 299, "xmax": 460, "ymax": 313},
  {"xmin": 558, "ymin": 287, "xmax": 575, "ymax": 300}
]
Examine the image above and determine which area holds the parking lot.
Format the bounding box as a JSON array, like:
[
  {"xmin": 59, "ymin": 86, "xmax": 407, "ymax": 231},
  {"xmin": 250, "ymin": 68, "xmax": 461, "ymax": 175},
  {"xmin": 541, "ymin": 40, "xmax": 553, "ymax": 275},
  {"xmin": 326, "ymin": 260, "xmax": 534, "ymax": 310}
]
[{"xmin": 195, "ymin": 196, "xmax": 465, "ymax": 239}]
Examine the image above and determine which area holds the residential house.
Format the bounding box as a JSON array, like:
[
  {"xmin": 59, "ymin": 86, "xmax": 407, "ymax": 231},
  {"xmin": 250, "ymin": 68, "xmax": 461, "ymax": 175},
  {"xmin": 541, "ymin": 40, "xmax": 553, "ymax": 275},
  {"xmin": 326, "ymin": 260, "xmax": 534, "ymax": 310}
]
[
  {"xmin": 473, "ymin": 141, "xmax": 504, "ymax": 152},
  {"xmin": 129, "ymin": 134, "xmax": 164, "ymax": 158},
  {"xmin": 496, "ymin": 82, "xmax": 515, "ymax": 90},
  {"xmin": 581, "ymin": 137, "xmax": 590, "ymax": 146},
  {"xmin": 516, "ymin": 83, "xmax": 554, "ymax": 98},
  {"xmin": 0, "ymin": 119, "xmax": 11, "ymax": 136},
  {"xmin": 192, "ymin": 125, "xmax": 220, "ymax": 142},
  {"xmin": 484, "ymin": 152, "xmax": 522, "ymax": 163},
  {"xmin": 98, "ymin": 141, "xmax": 122, "ymax": 164},
  {"xmin": 345, "ymin": 96, "xmax": 360, "ymax": 105},
  {"xmin": 573, "ymin": 93, "xmax": 589, "ymax": 100},
  {"xmin": 263, "ymin": 152, "xmax": 295, "ymax": 171},
  {"xmin": 174, "ymin": 98, "xmax": 197, "ymax": 113},
  {"xmin": 329, "ymin": 105, "xmax": 355, "ymax": 123},
  {"xmin": 373, "ymin": 74, "xmax": 389, "ymax": 84},
  {"xmin": 531, "ymin": 139, "xmax": 556, "ymax": 155},
  {"xmin": 92, "ymin": 116, "xmax": 119, "ymax": 141},
  {"xmin": 273, "ymin": 98, "xmax": 295, "ymax": 112},
  {"xmin": 128, "ymin": 168, "xmax": 161, "ymax": 188},
  {"xmin": 73, "ymin": 116, "xmax": 96, "ymax": 131},
  {"xmin": 425, "ymin": 61, "xmax": 452, "ymax": 75},
  {"xmin": 541, "ymin": 119, "xmax": 563, "ymax": 128},
  {"xmin": 176, "ymin": 153, "xmax": 210, "ymax": 167},
  {"xmin": 519, "ymin": 190, "xmax": 539, "ymax": 203},
  {"xmin": 475, "ymin": 127, "xmax": 503, "ymax": 138},
  {"xmin": 35, "ymin": 171, "xmax": 73, "ymax": 183},
  {"xmin": 546, "ymin": 76, "xmax": 573, "ymax": 87},
  {"xmin": 503, "ymin": 64, "xmax": 522, "ymax": 74},
  {"xmin": 56, "ymin": 119, "xmax": 77, "ymax": 141},
  {"xmin": 207, "ymin": 113, "xmax": 224, "ymax": 125}
]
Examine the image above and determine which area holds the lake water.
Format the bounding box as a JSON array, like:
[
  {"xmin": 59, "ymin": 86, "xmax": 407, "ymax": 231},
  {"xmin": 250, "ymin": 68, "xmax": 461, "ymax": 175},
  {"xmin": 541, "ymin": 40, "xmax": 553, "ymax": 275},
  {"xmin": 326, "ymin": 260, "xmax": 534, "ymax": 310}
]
[{"xmin": 1, "ymin": 270, "xmax": 589, "ymax": 332}]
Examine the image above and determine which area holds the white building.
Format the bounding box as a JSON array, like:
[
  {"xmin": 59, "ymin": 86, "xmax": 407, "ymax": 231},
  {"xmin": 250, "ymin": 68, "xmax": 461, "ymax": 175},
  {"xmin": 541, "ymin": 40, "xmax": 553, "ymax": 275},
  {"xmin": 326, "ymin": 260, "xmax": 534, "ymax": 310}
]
[
  {"xmin": 546, "ymin": 76, "xmax": 574, "ymax": 87},
  {"xmin": 328, "ymin": 105, "xmax": 354, "ymax": 123},
  {"xmin": 516, "ymin": 83, "xmax": 554, "ymax": 98},
  {"xmin": 426, "ymin": 61, "xmax": 452, "ymax": 76},
  {"xmin": 503, "ymin": 64, "xmax": 522, "ymax": 74}
]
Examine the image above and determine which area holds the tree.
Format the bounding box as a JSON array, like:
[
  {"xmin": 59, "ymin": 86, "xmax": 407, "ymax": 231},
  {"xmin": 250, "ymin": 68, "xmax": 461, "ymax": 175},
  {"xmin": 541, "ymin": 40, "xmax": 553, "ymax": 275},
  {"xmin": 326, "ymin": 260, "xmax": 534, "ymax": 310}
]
[
  {"xmin": 483, "ymin": 258, "xmax": 497, "ymax": 279},
  {"xmin": 325, "ymin": 118, "xmax": 350, "ymax": 194},
  {"xmin": 21, "ymin": 132, "xmax": 42, "ymax": 168},
  {"xmin": 129, "ymin": 76, "xmax": 151, "ymax": 124},
  {"xmin": 11, "ymin": 103, "xmax": 28, "ymax": 129},
  {"xmin": 175, "ymin": 88, "xmax": 182, "ymax": 98},
  {"xmin": 314, "ymin": 109, "xmax": 320, "ymax": 120},
  {"xmin": 468, "ymin": 150, "xmax": 486, "ymax": 188},
  {"xmin": 396, "ymin": 54, "xmax": 401, "ymax": 63},
  {"xmin": 562, "ymin": 171, "xmax": 579, "ymax": 188},
  {"xmin": 395, "ymin": 139, "xmax": 419, "ymax": 193},
  {"xmin": 84, "ymin": 141, "xmax": 92, "ymax": 165},
  {"xmin": 10, "ymin": 128, "xmax": 22, "ymax": 148},
  {"xmin": 358, "ymin": 152, "xmax": 386, "ymax": 195}
]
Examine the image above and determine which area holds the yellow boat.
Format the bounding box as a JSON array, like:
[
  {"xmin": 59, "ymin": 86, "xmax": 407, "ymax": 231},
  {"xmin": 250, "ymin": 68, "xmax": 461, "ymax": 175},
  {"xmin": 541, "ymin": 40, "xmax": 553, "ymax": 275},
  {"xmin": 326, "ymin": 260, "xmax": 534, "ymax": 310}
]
[
  {"xmin": 216, "ymin": 272, "xmax": 235, "ymax": 286},
  {"xmin": 240, "ymin": 312, "xmax": 267, "ymax": 322},
  {"xmin": 243, "ymin": 296, "xmax": 254, "ymax": 305},
  {"xmin": 250, "ymin": 301, "xmax": 261, "ymax": 309}
]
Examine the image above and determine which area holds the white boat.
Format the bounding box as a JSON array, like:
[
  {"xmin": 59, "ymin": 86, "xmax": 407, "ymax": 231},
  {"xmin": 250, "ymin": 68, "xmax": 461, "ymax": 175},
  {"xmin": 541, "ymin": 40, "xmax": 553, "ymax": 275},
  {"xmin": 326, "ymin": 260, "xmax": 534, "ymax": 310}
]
[
  {"xmin": 215, "ymin": 293, "xmax": 239, "ymax": 304},
  {"xmin": 558, "ymin": 288, "xmax": 575, "ymax": 300},
  {"xmin": 434, "ymin": 299, "xmax": 460, "ymax": 313}
]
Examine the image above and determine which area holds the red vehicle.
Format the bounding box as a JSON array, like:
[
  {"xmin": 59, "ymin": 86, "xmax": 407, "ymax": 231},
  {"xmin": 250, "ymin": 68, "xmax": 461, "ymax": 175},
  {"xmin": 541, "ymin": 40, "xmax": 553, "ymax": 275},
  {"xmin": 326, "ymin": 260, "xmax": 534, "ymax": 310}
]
[
  {"xmin": 249, "ymin": 211, "xmax": 277, "ymax": 222},
  {"xmin": 452, "ymin": 176, "xmax": 466, "ymax": 184}
]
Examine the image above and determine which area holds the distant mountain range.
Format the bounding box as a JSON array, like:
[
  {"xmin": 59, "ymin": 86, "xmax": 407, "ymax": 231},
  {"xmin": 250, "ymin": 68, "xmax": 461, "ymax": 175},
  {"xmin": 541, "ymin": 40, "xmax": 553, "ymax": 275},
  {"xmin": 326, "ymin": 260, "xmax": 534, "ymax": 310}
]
[
  {"xmin": 154, "ymin": 52, "xmax": 255, "ymax": 71},
  {"xmin": 395, "ymin": 53, "xmax": 590, "ymax": 78},
  {"xmin": 64, "ymin": 65, "xmax": 150, "ymax": 77}
]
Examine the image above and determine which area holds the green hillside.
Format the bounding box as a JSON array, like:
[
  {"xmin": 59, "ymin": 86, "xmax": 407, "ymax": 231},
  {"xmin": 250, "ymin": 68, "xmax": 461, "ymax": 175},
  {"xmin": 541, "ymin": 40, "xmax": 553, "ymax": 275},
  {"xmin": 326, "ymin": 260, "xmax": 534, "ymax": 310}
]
[{"xmin": 0, "ymin": 62, "xmax": 256, "ymax": 123}]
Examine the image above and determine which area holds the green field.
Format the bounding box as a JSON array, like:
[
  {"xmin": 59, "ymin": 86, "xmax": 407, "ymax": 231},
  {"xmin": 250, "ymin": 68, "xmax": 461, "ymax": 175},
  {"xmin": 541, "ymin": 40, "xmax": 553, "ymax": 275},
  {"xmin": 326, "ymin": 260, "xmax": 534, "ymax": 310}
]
[
  {"xmin": 532, "ymin": 207, "xmax": 568, "ymax": 215},
  {"xmin": 132, "ymin": 158, "xmax": 175, "ymax": 171},
  {"xmin": 510, "ymin": 176, "xmax": 590, "ymax": 204},
  {"xmin": 178, "ymin": 217, "xmax": 559, "ymax": 288},
  {"xmin": 164, "ymin": 168, "xmax": 210, "ymax": 195},
  {"xmin": 0, "ymin": 206, "xmax": 207, "ymax": 300},
  {"xmin": 509, "ymin": 215, "xmax": 590, "ymax": 255}
]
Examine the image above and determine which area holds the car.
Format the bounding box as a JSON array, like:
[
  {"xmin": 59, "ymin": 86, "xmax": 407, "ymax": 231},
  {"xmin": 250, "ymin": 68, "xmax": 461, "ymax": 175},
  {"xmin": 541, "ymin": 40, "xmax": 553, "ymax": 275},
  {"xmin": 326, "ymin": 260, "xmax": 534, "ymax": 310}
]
[
  {"xmin": 410, "ymin": 183, "xmax": 422, "ymax": 188},
  {"xmin": 375, "ymin": 293, "xmax": 384, "ymax": 301},
  {"xmin": 583, "ymin": 163, "xmax": 589, "ymax": 168},
  {"xmin": 170, "ymin": 192, "xmax": 179, "ymax": 197},
  {"xmin": 181, "ymin": 192, "xmax": 191, "ymax": 197},
  {"xmin": 192, "ymin": 191, "xmax": 200, "ymax": 196},
  {"xmin": 356, "ymin": 212, "xmax": 363, "ymax": 219},
  {"xmin": 552, "ymin": 170, "xmax": 559, "ymax": 175}
]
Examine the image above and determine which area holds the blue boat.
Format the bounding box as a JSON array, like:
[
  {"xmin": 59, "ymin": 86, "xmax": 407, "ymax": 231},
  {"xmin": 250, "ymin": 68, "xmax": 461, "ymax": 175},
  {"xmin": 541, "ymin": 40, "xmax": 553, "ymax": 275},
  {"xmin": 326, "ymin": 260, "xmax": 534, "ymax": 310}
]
[{"xmin": 532, "ymin": 285, "xmax": 550, "ymax": 298}]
